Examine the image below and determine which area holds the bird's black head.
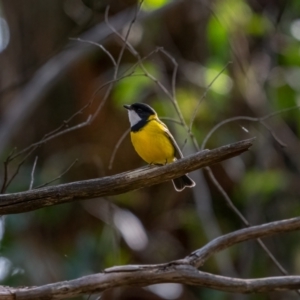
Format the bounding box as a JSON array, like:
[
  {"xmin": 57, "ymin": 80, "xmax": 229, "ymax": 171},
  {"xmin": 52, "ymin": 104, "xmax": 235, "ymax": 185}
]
[
  {"xmin": 124, "ymin": 103, "xmax": 156, "ymax": 119},
  {"xmin": 124, "ymin": 103, "xmax": 157, "ymax": 128}
]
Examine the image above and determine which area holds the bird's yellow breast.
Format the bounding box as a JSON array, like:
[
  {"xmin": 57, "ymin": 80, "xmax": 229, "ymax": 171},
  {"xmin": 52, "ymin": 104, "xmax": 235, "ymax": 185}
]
[{"xmin": 130, "ymin": 119, "xmax": 175, "ymax": 165}]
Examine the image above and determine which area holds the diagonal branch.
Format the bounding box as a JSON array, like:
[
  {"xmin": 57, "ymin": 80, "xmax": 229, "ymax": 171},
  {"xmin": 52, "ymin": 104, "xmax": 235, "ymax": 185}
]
[
  {"xmin": 2, "ymin": 216, "xmax": 300, "ymax": 300},
  {"xmin": 0, "ymin": 138, "xmax": 254, "ymax": 215},
  {"xmin": 186, "ymin": 216, "xmax": 300, "ymax": 267}
]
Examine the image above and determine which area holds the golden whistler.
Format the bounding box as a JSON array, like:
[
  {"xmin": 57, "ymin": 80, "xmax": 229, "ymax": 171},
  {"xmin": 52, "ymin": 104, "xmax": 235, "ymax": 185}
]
[{"xmin": 124, "ymin": 103, "xmax": 196, "ymax": 192}]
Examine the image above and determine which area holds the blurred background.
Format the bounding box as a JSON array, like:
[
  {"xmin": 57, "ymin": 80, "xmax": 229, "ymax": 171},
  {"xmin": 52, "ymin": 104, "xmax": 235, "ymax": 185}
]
[{"xmin": 1, "ymin": 0, "xmax": 300, "ymax": 299}]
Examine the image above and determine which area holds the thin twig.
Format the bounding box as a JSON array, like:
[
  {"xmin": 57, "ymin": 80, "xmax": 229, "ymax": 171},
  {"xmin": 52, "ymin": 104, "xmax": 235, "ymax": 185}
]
[
  {"xmin": 189, "ymin": 61, "xmax": 232, "ymax": 131},
  {"xmin": 108, "ymin": 128, "xmax": 130, "ymax": 170},
  {"xmin": 88, "ymin": 2, "xmax": 143, "ymax": 125},
  {"xmin": 29, "ymin": 156, "xmax": 38, "ymax": 190},
  {"xmin": 8, "ymin": 70, "xmax": 141, "ymax": 164},
  {"xmin": 34, "ymin": 159, "xmax": 78, "ymax": 189},
  {"xmin": 70, "ymin": 38, "xmax": 117, "ymax": 66},
  {"xmin": 159, "ymin": 48, "xmax": 178, "ymax": 99},
  {"xmin": 4, "ymin": 147, "xmax": 38, "ymax": 193},
  {"xmin": 201, "ymin": 105, "xmax": 300, "ymax": 150},
  {"xmin": 205, "ymin": 167, "xmax": 292, "ymax": 277},
  {"xmin": 9, "ymin": 53, "xmax": 127, "ymax": 162},
  {"xmin": 160, "ymin": 117, "xmax": 184, "ymax": 126},
  {"xmin": 1, "ymin": 148, "xmax": 16, "ymax": 193}
]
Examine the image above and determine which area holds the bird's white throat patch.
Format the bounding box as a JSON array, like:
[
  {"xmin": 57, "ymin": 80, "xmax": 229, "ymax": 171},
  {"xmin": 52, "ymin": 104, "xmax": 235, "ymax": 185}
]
[{"xmin": 128, "ymin": 110, "xmax": 142, "ymax": 126}]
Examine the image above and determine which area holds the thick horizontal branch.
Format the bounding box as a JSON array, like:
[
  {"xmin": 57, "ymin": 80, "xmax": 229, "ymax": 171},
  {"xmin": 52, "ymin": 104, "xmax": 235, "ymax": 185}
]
[
  {"xmin": 10, "ymin": 269, "xmax": 300, "ymax": 300},
  {"xmin": 0, "ymin": 138, "xmax": 254, "ymax": 215},
  {"xmin": 2, "ymin": 216, "xmax": 300, "ymax": 299}
]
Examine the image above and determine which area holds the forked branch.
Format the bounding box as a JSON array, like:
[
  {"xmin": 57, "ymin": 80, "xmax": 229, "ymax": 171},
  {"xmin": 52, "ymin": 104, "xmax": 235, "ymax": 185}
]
[{"xmin": 1, "ymin": 216, "xmax": 300, "ymax": 300}]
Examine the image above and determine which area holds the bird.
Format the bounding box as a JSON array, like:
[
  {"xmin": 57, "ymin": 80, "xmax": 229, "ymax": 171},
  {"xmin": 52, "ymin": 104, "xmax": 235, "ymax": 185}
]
[{"xmin": 124, "ymin": 103, "xmax": 196, "ymax": 192}]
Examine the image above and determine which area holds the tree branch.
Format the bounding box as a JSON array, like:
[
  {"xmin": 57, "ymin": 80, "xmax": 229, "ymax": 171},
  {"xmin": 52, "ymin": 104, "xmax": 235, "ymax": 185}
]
[
  {"xmin": 186, "ymin": 216, "xmax": 300, "ymax": 268},
  {"xmin": 2, "ymin": 216, "xmax": 300, "ymax": 299},
  {"xmin": 0, "ymin": 138, "xmax": 254, "ymax": 215}
]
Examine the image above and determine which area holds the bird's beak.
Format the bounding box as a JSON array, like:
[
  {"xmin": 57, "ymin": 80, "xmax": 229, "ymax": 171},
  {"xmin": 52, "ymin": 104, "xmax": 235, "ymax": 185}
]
[{"xmin": 123, "ymin": 104, "xmax": 131, "ymax": 110}]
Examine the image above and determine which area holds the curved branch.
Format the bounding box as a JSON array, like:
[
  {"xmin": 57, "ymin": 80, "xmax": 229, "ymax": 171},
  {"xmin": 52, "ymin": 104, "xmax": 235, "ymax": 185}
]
[
  {"xmin": 0, "ymin": 138, "xmax": 254, "ymax": 215},
  {"xmin": 11, "ymin": 269, "xmax": 300, "ymax": 299},
  {"xmin": 186, "ymin": 216, "xmax": 300, "ymax": 267},
  {"xmin": 1, "ymin": 216, "xmax": 299, "ymax": 299}
]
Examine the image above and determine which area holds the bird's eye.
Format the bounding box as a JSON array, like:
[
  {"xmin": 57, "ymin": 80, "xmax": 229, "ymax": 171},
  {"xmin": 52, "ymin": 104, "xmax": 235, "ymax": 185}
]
[{"xmin": 137, "ymin": 108, "xmax": 142, "ymax": 112}]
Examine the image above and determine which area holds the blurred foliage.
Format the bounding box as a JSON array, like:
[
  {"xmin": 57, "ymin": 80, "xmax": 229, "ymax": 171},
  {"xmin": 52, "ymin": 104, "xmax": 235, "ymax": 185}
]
[
  {"xmin": 112, "ymin": 63, "xmax": 159, "ymax": 104},
  {"xmin": 1, "ymin": 0, "xmax": 300, "ymax": 299},
  {"xmin": 142, "ymin": 0, "xmax": 171, "ymax": 11},
  {"xmin": 239, "ymin": 169, "xmax": 287, "ymax": 201}
]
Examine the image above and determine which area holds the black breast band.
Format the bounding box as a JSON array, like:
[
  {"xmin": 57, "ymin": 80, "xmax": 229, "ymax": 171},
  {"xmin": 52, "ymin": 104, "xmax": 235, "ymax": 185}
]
[{"xmin": 131, "ymin": 119, "xmax": 148, "ymax": 132}]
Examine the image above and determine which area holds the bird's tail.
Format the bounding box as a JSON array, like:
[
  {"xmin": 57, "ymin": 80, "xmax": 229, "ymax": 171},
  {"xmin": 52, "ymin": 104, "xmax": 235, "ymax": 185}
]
[{"xmin": 172, "ymin": 174, "xmax": 196, "ymax": 192}]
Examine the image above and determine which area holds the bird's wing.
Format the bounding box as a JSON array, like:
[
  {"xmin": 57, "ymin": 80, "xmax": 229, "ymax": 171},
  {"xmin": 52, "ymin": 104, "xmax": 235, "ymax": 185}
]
[{"xmin": 157, "ymin": 119, "xmax": 183, "ymax": 159}]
